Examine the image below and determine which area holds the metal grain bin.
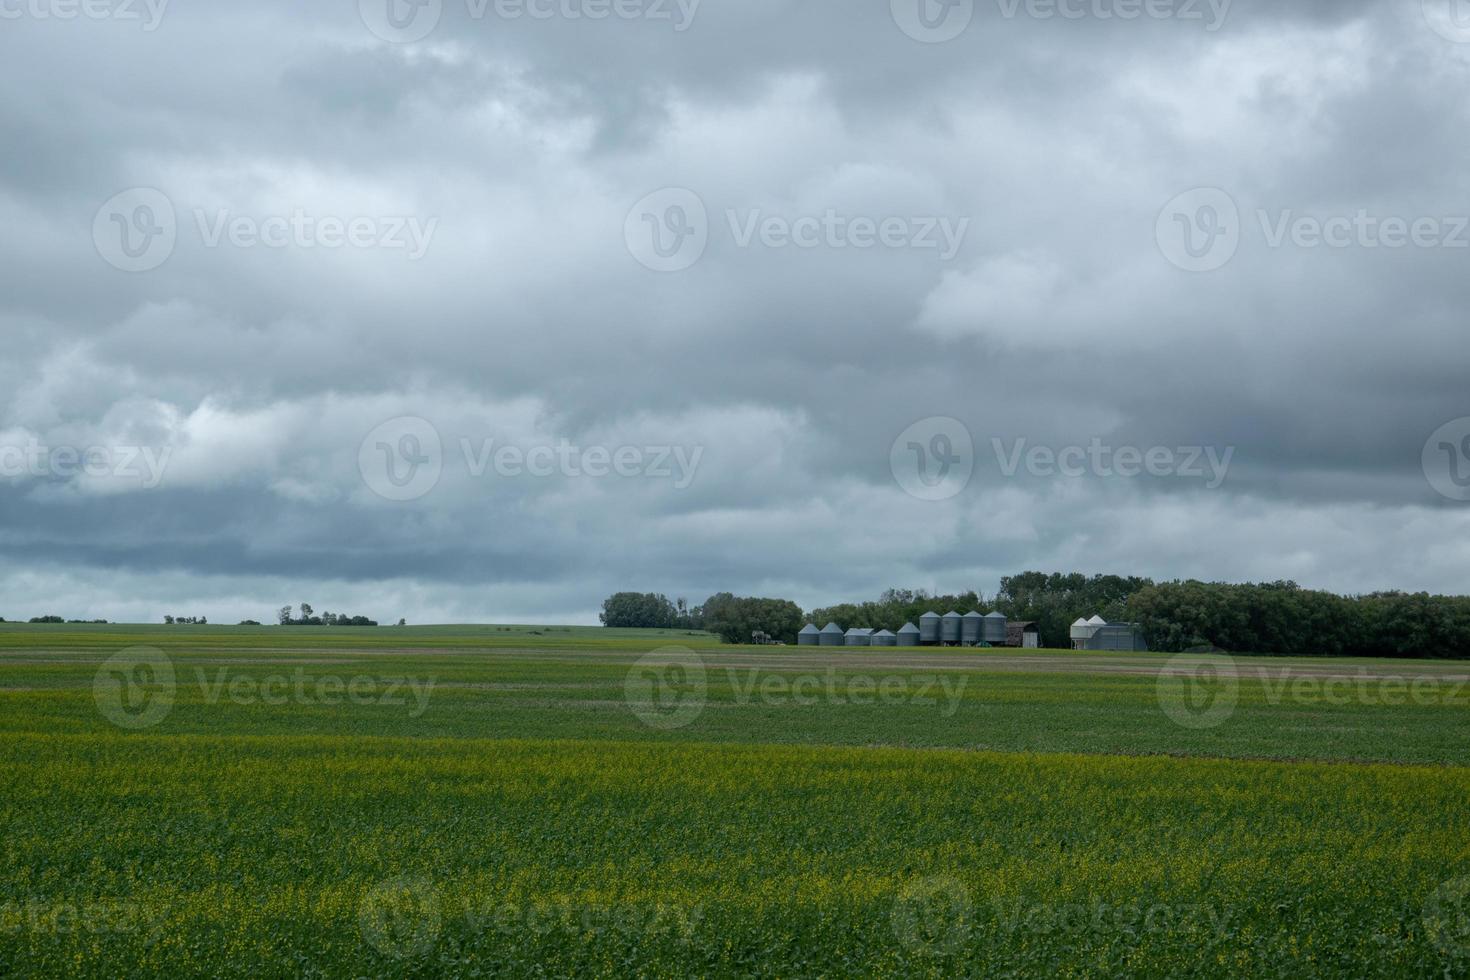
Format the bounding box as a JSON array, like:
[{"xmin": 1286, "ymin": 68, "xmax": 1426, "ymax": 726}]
[
  {"xmin": 871, "ymin": 629, "xmax": 897, "ymax": 647},
  {"xmin": 1070, "ymin": 617, "xmax": 1097, "ymax": 645},
  {"xmin": 897, "ymin": 623, "xmax": 921, "ymax": 647},
  {"xmin": 844, "ymin": 628, "xmax": 871, "ymax": 647},
  {"xmin": 918, "ymin": 612, "xmax": 941, "ymax": 645},
  {"xmin": 983, "ymin": 611, "xmax": 1008, "ymax": 644},
  {"xmin": 961, "ymin": 611, "xmax": 983, "ymax": 646},
  {"xmin": 820, "ymin": 622, "xmax": 845, "ymax": 647},
  {"xmin": 941, "ymin": 611, "xmax": 962, "ymax": 644},
  {"xmin": 798, "ymin": 624, "xmax": 820, "ymax": 647}
]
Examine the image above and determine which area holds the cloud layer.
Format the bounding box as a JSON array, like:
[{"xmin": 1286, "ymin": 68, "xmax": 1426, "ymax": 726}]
[{"xmin": 2, "ymin": 0, "xmax": 1469, "ymax": 623}]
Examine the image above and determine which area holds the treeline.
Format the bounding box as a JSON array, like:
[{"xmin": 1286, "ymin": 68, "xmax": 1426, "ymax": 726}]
[
  {"xmin": 277, "ymin": 604, "xmax": 380, "ymax": 627},
  {"xmin": 599, "ymin": 592, "xmax": 802, "ymax": 645},
  {"xmin": 1129, "ymin": 581, "xmax": 1470, "ymax": 659},
  {"xmin": 604, "ymin": 573, "xmax": 1470, "ymax": 658},
  {"xmin": 14, "ymin": 616, "xmax": 110, "ymax": 624}
]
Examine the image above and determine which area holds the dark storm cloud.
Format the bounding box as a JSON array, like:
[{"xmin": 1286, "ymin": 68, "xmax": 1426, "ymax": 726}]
[{"xmin": 1, "ymin": 0, "xmax": 1468, "ymax": 622}]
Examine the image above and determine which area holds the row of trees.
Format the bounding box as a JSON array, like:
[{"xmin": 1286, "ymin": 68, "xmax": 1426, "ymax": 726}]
[
  {"xmin": 277, "ymin": 604, "xmax": 381, "ymax": 627},
  {"xmin": 599, "ymin": 592, "xmax": 803, "ymax": 644},
  {"xmin": 1127, "ymin": 581, "xmax": 1470, "ymax": 658},
  {"xmin": 598, "ymin": 593, "xmax": 705, "ymax": 630},
  {"xmin": 604, "ymin": 573, "xmax": 1470, "ymax": 657}
]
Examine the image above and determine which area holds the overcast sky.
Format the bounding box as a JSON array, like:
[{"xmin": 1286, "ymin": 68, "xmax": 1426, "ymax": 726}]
[{"xmin": 2, "ymin": 0, "xmax": 1468, "ymax": 625}]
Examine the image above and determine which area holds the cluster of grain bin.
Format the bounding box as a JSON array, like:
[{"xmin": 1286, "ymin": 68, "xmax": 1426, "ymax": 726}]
[
  {"xmin": 1070, "ymin": 615, "xmax": 1148, "ymax": 652},
  {"xmin": 796, "ymin": 610, "xmax": 1008, "ymax": 648}
]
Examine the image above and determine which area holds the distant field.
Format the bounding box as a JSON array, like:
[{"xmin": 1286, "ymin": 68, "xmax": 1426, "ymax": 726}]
[{"xmin": 2, "ymin": 626, "xmax": 1469, "ymax": 976}]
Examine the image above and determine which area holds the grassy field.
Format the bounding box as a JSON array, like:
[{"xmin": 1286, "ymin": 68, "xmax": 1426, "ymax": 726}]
[{"xmin": 2, "ymin": 624, "xmax": 1470, "ymax": 976}]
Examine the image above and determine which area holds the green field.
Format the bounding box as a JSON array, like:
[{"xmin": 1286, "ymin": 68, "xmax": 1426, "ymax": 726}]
[{"xmin": 2, "ymin": 624, "xmax": 1470, "ymax": 977}]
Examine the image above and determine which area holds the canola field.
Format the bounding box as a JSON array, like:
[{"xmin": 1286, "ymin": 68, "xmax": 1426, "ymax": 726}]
[{"xmin": 2, "ymin": 624, "xmax": 1469, "ymax": 977}]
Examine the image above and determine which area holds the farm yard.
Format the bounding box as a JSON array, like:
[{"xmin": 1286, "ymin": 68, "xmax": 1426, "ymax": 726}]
[{"xmin": 2, "ymin": 623, "xmax": 1470, "ymax": 977}]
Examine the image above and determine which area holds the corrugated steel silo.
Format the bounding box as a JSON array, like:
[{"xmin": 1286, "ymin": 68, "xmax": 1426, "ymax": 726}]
[
  {"xmin": 961, "ymin": 611, "xmax": 983, "ymax": 646},
  {"xmin": 798, "ymin": 624, "xmax": 820, "ymax": 647},
  {"xmin": 844, "ymin": 628, "xmax": 870, "ymax": 647},
  {"xmin": 918, "ymin": 612, "xmax": 941, "ymax": 645},
  {"xmin": 820, "ymin": 622, "xmax": 844, "ymax": 647},
  {"xmin": 897, "ymin": 622, "xmax": 921, "ymax": 647},
  {"xmin": 941, "ymin": 611, "xmax": 962, "ymax": 645},
  {"xmin": 871, "ymin": 629, "xmax": 897, "ymax": 647},
  {"xmin": 1069, "ymin": 617, "xmax": 1096, "ymax": 644},
  {"xmin": 983, "ymin": 611, "xmax": 1008, "ymax": 644}
]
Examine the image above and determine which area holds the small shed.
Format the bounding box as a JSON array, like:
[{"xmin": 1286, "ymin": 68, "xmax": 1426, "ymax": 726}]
[{"xmin": 1005, "ymin": 621, "xmax": 1040, "ymax": 648}]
